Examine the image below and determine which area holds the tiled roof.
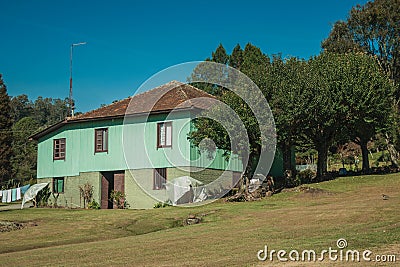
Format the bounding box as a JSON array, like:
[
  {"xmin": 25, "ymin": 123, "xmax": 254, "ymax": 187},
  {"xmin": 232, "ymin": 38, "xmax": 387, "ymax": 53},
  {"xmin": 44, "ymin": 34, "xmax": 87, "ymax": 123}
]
[
  {"xmin": 30, "ymin": 81, "xmax": 214, "ymax": 140},
  {"xmin": 69, "ymin": 80, "xmax": 214, "ymax": 121}
]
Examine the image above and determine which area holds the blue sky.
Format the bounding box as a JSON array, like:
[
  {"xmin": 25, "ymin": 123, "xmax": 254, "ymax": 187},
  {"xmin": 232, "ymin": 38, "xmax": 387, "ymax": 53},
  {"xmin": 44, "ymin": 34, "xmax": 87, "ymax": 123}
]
[{"xmin": 1, "ymin": 0, "xmax": 367, "ymax": 113}]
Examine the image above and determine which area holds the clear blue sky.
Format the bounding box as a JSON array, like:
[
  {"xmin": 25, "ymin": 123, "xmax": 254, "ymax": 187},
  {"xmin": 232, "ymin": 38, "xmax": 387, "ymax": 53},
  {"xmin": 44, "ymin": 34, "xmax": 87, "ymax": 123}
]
[{"xmin": 1, "ymin": 0, "xmax": 367, "ymax": 113}]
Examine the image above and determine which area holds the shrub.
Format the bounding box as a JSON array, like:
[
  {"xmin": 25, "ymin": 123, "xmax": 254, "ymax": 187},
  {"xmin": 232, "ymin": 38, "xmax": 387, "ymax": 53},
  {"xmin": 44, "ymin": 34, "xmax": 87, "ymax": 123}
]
[
  {"xmin": 79, "ymin": 182, "xmax": 94, "ymax": 209},
  {"xmin": 285, "ymin": 176, "xmax": 299, "ymax": 188},
  {"xmin": 296, "ymin": 169, "xmax": 316, "ymax": 184},
  {"xmin": 154, "ymin": 201, "xmax": 171, "ymax": 208},
  {"xmin": 110, "ymin": 190, "xmax": 127, "ymax": 209},
  {"xmin": 88, "ymin": 200, "xmax": 100, "ymax": 210},
  {"xmin": 36, "ymin": 185, "xmax": 51, "ymax": 207},
  {"xmin": 377, "ymin": 152, "xmax": 390, "ymax": 163},
  {"xmin": 374, "ymin": 160, "xmax": 380, "ymax": 167}
]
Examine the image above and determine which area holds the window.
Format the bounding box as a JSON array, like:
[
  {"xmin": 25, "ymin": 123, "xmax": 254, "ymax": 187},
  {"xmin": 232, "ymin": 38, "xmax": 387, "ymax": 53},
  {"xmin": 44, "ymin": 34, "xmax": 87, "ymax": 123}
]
[
  {"xmin": 53, "ymin": 177, "xmax": 64, "ymax": 193},
  {"xmin": 157, "ymin": 122, "xmax": 172, "ymax": 148},
  {"xmin": 95, "ymin": 128, "xmax": 108, "ymax": 153},
  {"xmin": 53, "ymin": 138, "xmax": 66, "ymax": 160},
  {"xmin": 153, "ymin": 168, "xmax": 167, "ymax": 190}
]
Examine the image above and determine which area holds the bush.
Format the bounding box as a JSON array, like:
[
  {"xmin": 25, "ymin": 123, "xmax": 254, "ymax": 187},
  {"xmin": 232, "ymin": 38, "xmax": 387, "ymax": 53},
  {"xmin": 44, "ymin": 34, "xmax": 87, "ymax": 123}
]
[
  {"xmin": 79, "ymin": 182, "xmax": 94, "ymax": 209},
  {"xmin": 296, "ymin": 169, "xmax": 316, "ymax": 184},
  {"xmin": 377, "ymin": 152, "xmax": 390, "ymax": 163},
  {"xmin": 88, "ymin": 200, "xmax": 100, "ymax": 210},
  {"xmin": 109, "ymin": 190, "xmax": 127, "ymax": 209},
  {"xmin": 36, "ymin": 185, "xmax": 51, "ymax": 207},
  {"xmin": 154, "ymin": 201, "xmax": 170, "ymax": 208}
]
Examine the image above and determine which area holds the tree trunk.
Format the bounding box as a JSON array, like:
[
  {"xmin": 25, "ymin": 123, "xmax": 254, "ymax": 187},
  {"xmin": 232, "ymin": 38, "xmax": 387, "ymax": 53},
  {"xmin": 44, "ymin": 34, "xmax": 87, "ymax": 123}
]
[
  {"xmin": 239, "ymin": 151, "xmax": 257, "ymax": 193},
  {"xmin": 385, "ymin": 133, "xmax": 399, "ymax": 168},
  {"xmin": 282, "ymin": 144, "xmax": 293, "ymax": 172},
  {"xmin": 316, "ymin": 143, "xmax": 328, "ymax": 178},
  {"xmin": 359, "ymin": 139, "xmax": 370, "ymax": 173}
]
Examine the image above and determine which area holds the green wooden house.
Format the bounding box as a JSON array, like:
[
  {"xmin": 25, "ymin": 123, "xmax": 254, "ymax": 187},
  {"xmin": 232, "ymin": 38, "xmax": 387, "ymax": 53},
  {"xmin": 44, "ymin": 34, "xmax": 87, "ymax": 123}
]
[{"xmin": 31, "ymin": 81, "xmax": 283, "ymax": 209}]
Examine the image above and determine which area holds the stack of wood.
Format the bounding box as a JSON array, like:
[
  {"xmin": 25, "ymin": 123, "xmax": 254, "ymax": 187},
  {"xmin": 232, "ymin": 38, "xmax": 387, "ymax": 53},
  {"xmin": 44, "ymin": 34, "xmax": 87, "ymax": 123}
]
[{"xmin": 225, "ymin": 175, "xmax": 275, "ymax": 202}]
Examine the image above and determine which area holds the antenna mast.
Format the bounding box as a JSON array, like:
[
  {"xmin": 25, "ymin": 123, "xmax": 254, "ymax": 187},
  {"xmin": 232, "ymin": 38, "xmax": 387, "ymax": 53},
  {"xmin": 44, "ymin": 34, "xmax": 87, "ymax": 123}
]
[{"xmin": 69, "ymin": 42, "xmax": 86, "ymax": 117}]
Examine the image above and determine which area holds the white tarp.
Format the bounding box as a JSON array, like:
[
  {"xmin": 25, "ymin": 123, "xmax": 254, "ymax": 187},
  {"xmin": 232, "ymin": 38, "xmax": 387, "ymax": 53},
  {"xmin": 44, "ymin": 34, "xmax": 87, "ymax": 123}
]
[
  {"xmin": 166, "ymin": 176, "xmax": 204, "ymax": 205},
  {"xmin": 248, "ymin": 174, "xmax": 265, "ymax": 193},
  {"xmin": 193, "ymin": 187, "xmax": 207, "ymax": 203},
  {"xmin": 21, "ymin": 183, "xmax": 48, "ymax": 209}
]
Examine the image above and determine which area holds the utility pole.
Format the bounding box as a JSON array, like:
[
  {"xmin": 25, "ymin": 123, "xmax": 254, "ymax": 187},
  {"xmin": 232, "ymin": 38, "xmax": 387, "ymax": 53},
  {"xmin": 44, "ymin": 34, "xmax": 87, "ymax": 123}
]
[{"xmin": 69, "ymin": 42, "xmax": 86, "ymax": 117}]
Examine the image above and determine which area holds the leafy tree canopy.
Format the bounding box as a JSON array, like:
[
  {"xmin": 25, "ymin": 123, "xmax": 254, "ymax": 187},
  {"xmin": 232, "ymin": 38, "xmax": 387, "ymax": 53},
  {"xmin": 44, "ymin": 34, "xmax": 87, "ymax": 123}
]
[{"xmin": 0, "ymin": 74, "xmax": 14, "ymax": 184}]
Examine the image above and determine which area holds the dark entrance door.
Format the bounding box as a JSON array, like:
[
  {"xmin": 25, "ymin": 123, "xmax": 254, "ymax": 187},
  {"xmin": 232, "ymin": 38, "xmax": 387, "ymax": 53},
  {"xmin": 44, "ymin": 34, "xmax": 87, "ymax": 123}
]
[
  {"xmin": 113, "ymin": 172, "xmax": 125, "ymax": 209},
  {"xmin": 101, "ymin": 171, "xmax": 125, "ymax": 209}
]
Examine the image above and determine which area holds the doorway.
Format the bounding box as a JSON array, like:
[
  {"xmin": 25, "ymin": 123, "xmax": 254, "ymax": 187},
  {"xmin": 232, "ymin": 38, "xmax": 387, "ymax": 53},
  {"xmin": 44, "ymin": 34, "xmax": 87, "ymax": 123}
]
[{"xmin": 101, "ymin": 171, "xmax": 125, "ymax": 209}]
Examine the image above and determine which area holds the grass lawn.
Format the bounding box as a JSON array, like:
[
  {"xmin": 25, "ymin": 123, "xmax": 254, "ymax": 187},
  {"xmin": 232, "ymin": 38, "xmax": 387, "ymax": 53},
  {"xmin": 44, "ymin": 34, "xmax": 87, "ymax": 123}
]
[{"xmin": 0, "ymin": 173, "xmax": 399, "ymax": 266}]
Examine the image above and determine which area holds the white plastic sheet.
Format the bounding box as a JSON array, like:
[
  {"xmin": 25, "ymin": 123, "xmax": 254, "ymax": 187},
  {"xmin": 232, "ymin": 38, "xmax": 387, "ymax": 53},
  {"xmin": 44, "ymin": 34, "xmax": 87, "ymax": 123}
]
[
  {"xmin": 166, "ymin": 176, "xmax": 204, "ymax": 205},
  {"xmin": 21, "ymin": 183, "xmax": 48, "ymax": 209}
]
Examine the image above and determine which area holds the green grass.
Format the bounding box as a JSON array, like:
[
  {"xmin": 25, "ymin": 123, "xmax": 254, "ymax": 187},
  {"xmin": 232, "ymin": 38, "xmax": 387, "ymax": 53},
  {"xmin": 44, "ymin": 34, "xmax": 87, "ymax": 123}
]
[{"xmin": 0, "ymin": 173, "xmax": 399, "ymax": 266}]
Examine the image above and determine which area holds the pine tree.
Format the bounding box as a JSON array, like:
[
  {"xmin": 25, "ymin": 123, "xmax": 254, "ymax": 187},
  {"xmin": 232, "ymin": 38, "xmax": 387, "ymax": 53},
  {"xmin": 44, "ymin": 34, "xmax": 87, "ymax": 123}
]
[
  {"xmin": 211, "ymin": 44, "xmax": 229, "ymax": 64},
  {"xmin": 0, "ymin": 74, "xmax": 14, "ymax": 184},
  {"xmin": 229, "ymin": 44, "xmax": 243, "ymax": 70}
]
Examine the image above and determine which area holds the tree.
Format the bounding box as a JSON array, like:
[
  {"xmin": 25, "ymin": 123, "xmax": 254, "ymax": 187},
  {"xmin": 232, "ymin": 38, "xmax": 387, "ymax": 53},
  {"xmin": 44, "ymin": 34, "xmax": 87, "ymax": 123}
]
[
  {"xmin": 50, "ymin": 98, "xmax": 69, "ymax": 123},
  {"xmin": 33, "ymin": 96, "xmax": 69, "ymax": 126},
  {"xmin": 299, "ymin": 52, "xmax": 395, "ymax": 176},
  {"xmin": 10, "ymin": 94, "xmax": 69, "ymax": 127},
  {"xmin": 269, "ymin": 56, "xmax": 308, "ymax": 177},
  {"xmin": 322, "ymin": 0, "xmax": 400, "ymax": 91},
  {"xmin": 348, "ymin": 0, "xmax": 400, "ymax": 91},
  {"xmin": 33, "ymin": 96, "xmax": 53, "ymax": 125},
  {"xmin": 322, "ymin": 0, "xmax": 400, "ymax": 166},
  {"xmin": 340, "ymin": 53, "xmax": 395, "ymax": 172},
  {"xmin": 11, "ymin": 117, "xmax": 40, "ymax": 180},
  {"xmin": 321, "ymin": 21, "xmax": 362, "ymax": 54},
  {"xmin": 212, "ymin": 43, "xmax": 229, "ymax": 65},
  {"xmin": 240, "ymin": 43, "xmax": 271, "ymax": 99},
  {"xmin": 10, "ymin": 94, "xmax": 33, "ymax": 123},
  {"xmin": 188, "ymin": 72, "xmax": 260, "ymax": 182},
  {"xmin": 230, "ymin": 44, "xmax": 243, "ymax": 70},
  {"xmin": 188, "ymin": 43, "xmax": 273, "ymax": 183},
  {"xmin": 300, "ymin": 53, "xmax": 351, "ymax": 177},
  {"xmin": 0, "ymin": 75, "xmax": 14, "ymax": 184}
]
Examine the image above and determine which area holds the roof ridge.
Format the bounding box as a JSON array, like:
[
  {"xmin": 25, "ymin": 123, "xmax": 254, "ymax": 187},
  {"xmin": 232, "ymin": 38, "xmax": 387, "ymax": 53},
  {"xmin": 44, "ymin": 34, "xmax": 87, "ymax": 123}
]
[
  {"xmin": 71, "ymin": 81, "xmax": 184, "ymax": 120},
  {"xmin": 178, "ymin": 86, "xmax": 192, "ymax": 106},
  {"xmin": 69, "ymin": 81, "xmax": 215, "ymax": 122},
  {"xmin": 181, "ymin": 82, "xmax": 215, "ymax": 98},
  {"xmin": 131, "ymin": 80, "xmax": 184, "ymax": 98}
]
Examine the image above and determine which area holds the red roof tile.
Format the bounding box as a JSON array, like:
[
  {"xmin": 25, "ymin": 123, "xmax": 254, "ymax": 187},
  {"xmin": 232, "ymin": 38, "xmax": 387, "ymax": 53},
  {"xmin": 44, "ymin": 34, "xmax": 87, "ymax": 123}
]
[
  {"xmin": 69, "ymin": 81, "xmax": 214, "ymax": 121},
  {"xmin": 31, "ymin": 81, "xmax": 215, "ymax": 140}
]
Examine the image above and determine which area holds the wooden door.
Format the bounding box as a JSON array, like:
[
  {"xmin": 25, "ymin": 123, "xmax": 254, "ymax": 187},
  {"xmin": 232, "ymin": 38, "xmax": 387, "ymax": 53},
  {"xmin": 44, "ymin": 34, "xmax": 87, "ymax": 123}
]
[
  {"xmin": 101, "ymin": 175, "xmax": 109, "ymax": 209},
  {"xmin": 113, "ymin": 172, "xmax": 125, "ymax": 209}
]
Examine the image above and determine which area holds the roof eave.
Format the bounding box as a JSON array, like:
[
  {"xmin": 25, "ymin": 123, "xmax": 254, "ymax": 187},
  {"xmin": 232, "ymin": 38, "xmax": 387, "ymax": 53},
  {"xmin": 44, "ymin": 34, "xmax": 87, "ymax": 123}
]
[
  {"xmin": 29, "ymin": 106, "xmax": 199, "ymax": 141},
  {"xmin": 29, "ymin": 120, "xmax": 67, "ymax": 141}
]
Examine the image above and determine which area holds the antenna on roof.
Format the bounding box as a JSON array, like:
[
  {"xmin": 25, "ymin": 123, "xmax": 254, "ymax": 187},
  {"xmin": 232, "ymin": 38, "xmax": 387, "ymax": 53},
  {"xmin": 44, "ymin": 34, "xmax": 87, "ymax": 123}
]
[{"xmin": 69, "ymin": 42, "xmax": 87, "ymax": 117}]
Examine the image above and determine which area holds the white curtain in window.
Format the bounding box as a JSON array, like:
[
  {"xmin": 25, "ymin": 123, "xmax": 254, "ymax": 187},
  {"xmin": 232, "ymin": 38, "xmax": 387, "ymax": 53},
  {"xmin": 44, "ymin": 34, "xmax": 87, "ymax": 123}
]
[
  {"xmin": 159, "ymin": 124, "xmax": 165, "ymax": 146},
  {"xmin": 103, "ymin": 129, "xmax": 108, "ymax": 150},
  {"xmin": 166, "ymin": 123, "xmax": 172, "ymax": 146}
]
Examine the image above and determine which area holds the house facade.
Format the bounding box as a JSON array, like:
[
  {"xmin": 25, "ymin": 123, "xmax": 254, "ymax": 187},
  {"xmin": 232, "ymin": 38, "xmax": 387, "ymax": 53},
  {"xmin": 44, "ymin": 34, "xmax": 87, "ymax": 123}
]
[{"xmin": 31, "ymin": 81, "xmax": 283, "ymax": 209}]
